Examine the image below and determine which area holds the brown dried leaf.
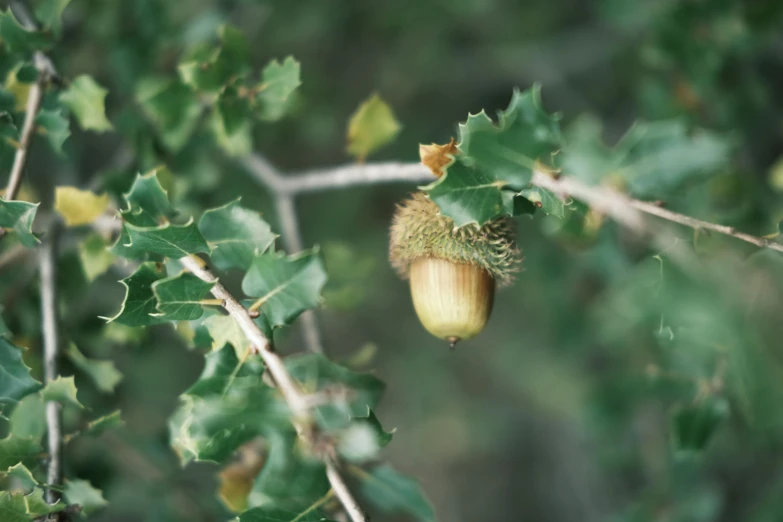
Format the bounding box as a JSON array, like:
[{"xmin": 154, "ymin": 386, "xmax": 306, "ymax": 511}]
[{"xmin": 419, "ymin": 138, "xmax": 458, "ymax": 178}]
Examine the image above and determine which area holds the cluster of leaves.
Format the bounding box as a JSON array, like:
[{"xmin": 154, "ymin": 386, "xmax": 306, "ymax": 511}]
[{"xmin": 101, "ymin": 170, "xmax": 434, "ymax": 520}]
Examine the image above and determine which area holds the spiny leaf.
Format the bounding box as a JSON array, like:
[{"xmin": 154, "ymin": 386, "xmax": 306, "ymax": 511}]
[
  {"xmin": 199, "ymin": 199, "xmax": 276, "ymax": 271},
  {"xmin": 66, "ymin": 344, "xmax": 122, "ymax": 393},
  {"xmin": 179, "ymin": 24, "xmax": 249, "ymax": 93},
  {"xmin": 517, "ymin": 186, "xmax": 567, "ymax": 218},
  {"xmin": 346, "ymin": 93, "xmax": 400, "ymax": 160},
  {"xmin": 0, "ymin": 490, "xmax": 64, "ymax": 522},
  {"xmin": 419, "ymin": 139, "xmax": 457, "ymax": 179},
  {"xmin": 0, "ymin": 435, "xmax": 41, "ymax": 470},
  {"xmin": 63, "ymin": 479, "xmax": 108, "ymax": 516},
  {"xmin": 151, "ymin": 271, "xmax": 215, "ymax": 320},
  {"xmin": 5, "ymin": 462, "xmax": 36, "ymax": 490},
  {"xmin": 337, "ymin": 408, "xmax": 394, "ymax": 463},
  {"xmin": 41, "ymin": 375, "xmax": 84, "ymax": 408},
  {"xmin": 104, "ymin": 262, "xmax": 167, "ymax": 327},
  {"xmin": 0, "ymin": 200, "xmax": 39, "ymax": 247},
  {"xmin": 136, "ymin": 77, "xmax": 202, "ymax": 152},
  {"xmin": 54, "ymin": 186, "xmax": 110, "ymax": 226},
  {"xmin": 459, "ymin": 85, "xmax": 562, "ymax": 190},
  {"xmin": 122, "ymin": 170, "xmax": 176, "ymax": 222},
  {"xmin": 185, "ymin": 343, "xmax": 264, "ymax": 399},
  {"xmin": 423, "ymin": 157, "xmax": 506, "ymax": 227},
  {"xmin": 242, "ymin": 249, "xmax": 327, "ymax": 328},
  {"xmin": 59, "ymin": 75, "xmax": 112, "ymax": 132},
  {"xmin": 257, "ymin": 56, "xmax": 301, "ymax": 121},
  {"xmin": 0, "ymin": 338, "xmax": 41, "ymax": 404},
  {"xmin": 0, "ymin": 10, "xmax": 51, "ymax": 54},
  {"xmin": 124, "ymin": 219, "xmax": 210, "ymax": 258},
  {"xmin": 78, "ymin": 233, "xmax": 115, "ymax": 281},
  {"xmin": 562, "ymin": 115, "xmax": 730, "ymax": 199},
  {"xmin": 35, "ymin": 109, "xmax": 70, "ymax": 154},
  {"xmin": 358, "ymin": 465, "xmax": 437, "ymax": 522},
  {"xmin": 24, "ymin": 489, "xmax": 65, "ymax": 518}
]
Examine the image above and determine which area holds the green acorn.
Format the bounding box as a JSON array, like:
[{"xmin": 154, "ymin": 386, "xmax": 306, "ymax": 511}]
[{"xmin": 389, "ymin": 192, "xmax": 521, "ymax": 348}]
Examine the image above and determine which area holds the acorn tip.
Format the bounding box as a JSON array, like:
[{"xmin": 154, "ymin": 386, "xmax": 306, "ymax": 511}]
[{"xmin": 447, "ymin": 337, "xmax": 460, "ymax": 351}]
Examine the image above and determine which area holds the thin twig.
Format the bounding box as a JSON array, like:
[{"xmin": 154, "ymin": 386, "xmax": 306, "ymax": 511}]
[
  {"xmin": 39, "ymin": 229, "xmax": 62, "ymax": 517},
  {"xmin": 178, "ymin": 255, "xmax": 367, "ymax": 522}
]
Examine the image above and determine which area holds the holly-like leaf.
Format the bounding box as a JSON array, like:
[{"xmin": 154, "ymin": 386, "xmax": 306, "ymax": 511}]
[
  {"xmin": 459, "ymin": 85, "xmax": 562, "ymax": 190},
  {"xmin": 562, "ymin": 116, "xmax": 730, "ymax": 199},
  {"xmin": 0, "ymin": 338, "xmax": 41, "ymax": 404},
  {"xmin": 6, "ymin": 462, "xmax": 36, "ymax": 490},
  {"xmin": 202, "ymin": 315, "xmax": 249, "ymax": 357},
  {"xmin": 33, "ymin": 0, "xmax": 71, "ymax": 32},
  {"xmin": 286, "ymin": 354, "xmax": 385, "ymax": 430},
  {"xmin": 124, "ymin": 220, "xmax": 210, "ymax": 258},
  {"xmin": 122, "ymin": 170, "xmax": 176, "ymax": 223},
  {"xmin": 670, "ymin": 397, "xmax": 729, "ymax": 456},
  {"xmin": 0, "ymin": 491, "xmax": 29, "ymax": 522},
  {"xmin": 0, "ymin": 10, "xmax": 51, "ymax": 54},
  {"xmin": 63, "ymin": 479, "xmax": 108, "ymax": 516},
  {"xmin": 54, "ymin": 186, "xmax": 109, "ymax": 226},
  {"xmin": 0, "ymin": 200, "xmax": 38, "ymax": 247},
  {"xmin": 185, "ymin": 343, "xmax": 264, "ymax": 399},
  {"xmin": 136, "ymin": 77, "xmax": 202, "ymax": 152},
  {"xmin": 41, "ymin": 375, "xmax": 84, "ymax": 408},
  {"xmin": 423, "ymin": 157, "xmax": 506, "ymax": 227},
  {"xmin": 337, "ymin": 408, "xmax": 394, "ymax": 463},
  {"xmin": 151, "ymin": 271, "xmax": 214, "ymax": 320},
  {"xmin": 179, "ymin": 25, "xmax": 249, "ymax": 93},
  {"xmin": 9, "ymin": 394, "xmax": 44, "ymax": 438},
  {"xmin": 517, "ymin": 186, "xmax": 567, "ymax": 218},
  {"xmin": 0, "ymin": 435, "xmax": 41, "ymax": 470},
  {"xmin": 35, "ymin": 109, "xmax": 70, "ymax": 154},
  {"xmin": 59, "ymin": 75, "xmax": 112, "ymax": 132},
  {"xmin": 358, "ymin": 465, "xmax": 437, "ymax": 522},
  {"xmin": 199, "ymin": 199, "xmax": 276, "ymax": 271},
  {"xmin": 104, "ymin": 262, "xmax": 166, "ymax": 327},
  {"xmin": 24, "ymin": 489, "xmax": 65, "ymax": 518},
  {"xmin": 239, "ymin": 506, "xmax": 336, "ymax": 522},
  {"xmin": 242, "ymin": 249, "xmax": 327, "ymax": 327},
  {"xmin": 257, "ymin": 56, "xmax": 301, "ymax": 121},
  {"xmin": 66, "ymin": 344, "xmax": 122, "ymax": 393},
  {"xmin": 346, "ymin": 93, "xmax": 400, "ymax": 160},
  {"xmin": 78, "ymin": 233, "xmax": 115, "ymax": 281}
]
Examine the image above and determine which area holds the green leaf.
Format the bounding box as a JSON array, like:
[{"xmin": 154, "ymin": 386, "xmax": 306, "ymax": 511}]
[
  {"xmin": 459, "ymin": 85, "xmax": 562, "ymax": 190},
  {"xmin": 35, "ymin": 109, "xmax": 70, "ymax": 154},
  {"xmin": 217, "ymin": 86, "xmax": 251, "ymax": 136},
  {"xmin": 81, "ymin": 410, "xmax": 124, "ymax": 437},
  {"xmin": 24, "ymin": 489, "xmax": 65, "ymax": 518},
  {"xmin": 0, "ymin": 10, "xmax": 51, "ymax": 54},
  {"xmin": 63, "ymin": 479, "xmax": 108, "ymax": 516},
  {"xmin": 562, "ymin": 116, "xmax": 730, "ymax": 199},
  {"xmin": 337, "ymin": 408, "xmax": 394, "ymax": 463},
  {"xmin": 199, "ymin": 199, "xmax": 276, "ymax": 271},
  {"xmin": 9, "ymin": 393, "xmax": 45, "ymax": 438},
  {"xmin": 179, "ymin": 25, "xmax": 249, "ymax": 93},
  {"xmin": 239, "ymin": 506, "xmax": 335, "ymax": 522},
  {"xmin": 104, "ymin": 262, "xmax": 167, "ymax": 327},
  {"xmin": 0, "ymin": 435, "xmax": 41, "ymax": 470},
  {"xmin": 185, "ymin": 343, "xmax": 264, "ymax": 398},
  {"xmin": 517, "ymin": 187, "xmax": 567, "ymax": 218},
  {"xmin": 242, "ymin": 249, "xmax": 327, "ymax": 327},
  {"xmin": 358, "ymin": 465, "xmax": 436, "ymax": 522},
  {"xmin": 59, "ymin": 75, "xmax": 112, "ymax": 132},
  {"xmin": 257, "ymin": 56, "xmax": 301, "ymax": 121},
  {"xmin": 41, "ymin": 375, "xmax": 84, "ymax": 408},
  {"xmin": 124, "ymin": 220, "xmax": 210, "ymax": 258},
  {"xmin": 66, "ymin": 344, "xmax": 122, "ymax": 393},
  {"xmin": 210, "ymin": 108, "xmax": 252, "ymax": 156},
  {"xmin": 0, "ymin": 111, "xmax": 18, "ymax": 147},
  {"xmin": 346, "ymin": 93, "xmax": 400, "ymax": 160},
  {"xmin": 33, "ymin": 0, "xmax": 71, "ymax": 32},
  {"xmin": 250, "ymin": 430, "xmax": 329, "ymax": 511},
  {"xmin": 54, "ymin": 186, "xmax": 110, "ymax": 226},
  {"xmin": 423, "ymin": 157, "xmax": 506, "ymax": 227},
  {"xmin": 122, "ymin": 170, "xmax": 176, "ymax": 222},
  {"xmin": 286, "ymin": 354, "xmax": 385, "ymax": 430},
  {"xmin": 78, "ymin": 233, "xmax": 115, "ymax": 281},
  {"xmin": 151, "ymin": 271, "xmax": 214, "ymax": 320},
  {"xmin": 202, "ymin": 315, "xmax": 250, "ymax": 357},
  {"xmin": 5, "ymin": 462, "xmax": 36, "ymax": 490},
  {"xmin": 0, "ymin": 491, "xmax": 29, "ymax": 522},
  {"xmin": 136, "ymin": 77, "xmax": 202, "ymax": 152},
  {"xmin": 670, "ymin": 397, "xmax": 729, "ymax": 456},
  {"xmin": 0, "ymin": 200, "xmax": 39, "ymax": 247},
  {"xmin": 0, "ymin": 338, "xmax": 41, "ymax": 404}
]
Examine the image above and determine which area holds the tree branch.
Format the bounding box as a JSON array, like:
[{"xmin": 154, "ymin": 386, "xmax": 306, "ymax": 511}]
[
  {"xmin": 39, "ymin": 229, "xmax": 62, "ymax": 516},
  {"xmin": 178, "ymin": 255, "xmax": 368, "ymax": 522}
]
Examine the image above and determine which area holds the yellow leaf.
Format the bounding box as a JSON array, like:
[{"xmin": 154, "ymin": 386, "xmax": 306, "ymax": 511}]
[
  {"xmin": 218, "ymin": 442, "xmax": 264, "ymax": 513},
  {"xmin": 346, "ymin": 93, "xmax": 401, "ymax": 160},
  {"xmin": 4, "ymin": 68, "xmax": 30, "ymax": 112},
  {"xmin": 54, "ymin": 186, "xmax": 110, "ymax": 227},
  {"xmin": 419, "ymin": 138, "xmax": 458, "ymax": 179}
]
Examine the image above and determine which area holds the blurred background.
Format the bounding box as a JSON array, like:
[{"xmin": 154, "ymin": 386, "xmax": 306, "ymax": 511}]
[{"xmin": 4, "ymin": 0, "xmax": 783, "ymax": 520}]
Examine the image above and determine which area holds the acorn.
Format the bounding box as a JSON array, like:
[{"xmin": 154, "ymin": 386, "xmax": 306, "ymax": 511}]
[{"xmin": 389, "ymin": 192, "xmax": 521, "ymax": 348}]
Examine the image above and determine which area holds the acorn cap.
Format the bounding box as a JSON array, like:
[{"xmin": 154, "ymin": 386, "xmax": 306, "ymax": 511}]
[{"xmin": 389, "ymin": 192, "xmax": 521, "ymax": 287}]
